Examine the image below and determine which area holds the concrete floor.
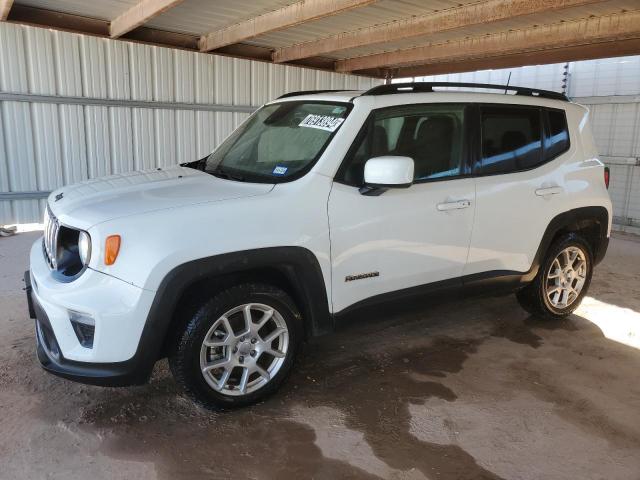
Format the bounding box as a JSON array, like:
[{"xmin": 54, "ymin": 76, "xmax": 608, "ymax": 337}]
[{"xmin": 1, "ymin": 231, "xmax": 640, "ymax": 480}]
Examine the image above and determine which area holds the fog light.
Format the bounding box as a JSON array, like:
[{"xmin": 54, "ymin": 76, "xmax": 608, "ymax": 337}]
[{"xmin": 69, "ymin": 310, "xmax": 95, "ymax": 349}]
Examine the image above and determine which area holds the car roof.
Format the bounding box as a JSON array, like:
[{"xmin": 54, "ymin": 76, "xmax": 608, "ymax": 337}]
[
  {"xmin": 269, "ymin": 82, "xmax": 574, "ymax": 109},
  {"xmin": 270, "ymin": 90, "xmax": 579, "ymax": 111},
  {"xmin": 270, "ymin": 90, "xmax": 362, "ymax": 103}
]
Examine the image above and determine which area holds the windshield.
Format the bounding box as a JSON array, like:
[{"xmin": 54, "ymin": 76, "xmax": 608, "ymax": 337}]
[{"xmin": 203, "ymin": 101, "xmax": 351, "ymax": 182}]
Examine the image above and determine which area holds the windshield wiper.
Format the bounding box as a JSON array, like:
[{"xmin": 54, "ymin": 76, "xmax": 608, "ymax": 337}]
[
  {"xmin": 180, "ymin": 157, "xmax": 207, "ymax": 171},
  {"xmin": 211, "ymin": 166, "xmax": 246, "ymax": 182}
]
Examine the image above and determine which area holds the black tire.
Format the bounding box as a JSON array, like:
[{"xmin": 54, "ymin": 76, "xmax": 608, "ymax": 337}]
[
  {"xmin": 169, "ymin": 283, "xmax": 302, "ymax": 409},
  {"xmin": 516, "ymin": 233, "xmax": 593, "ymax": 320}
]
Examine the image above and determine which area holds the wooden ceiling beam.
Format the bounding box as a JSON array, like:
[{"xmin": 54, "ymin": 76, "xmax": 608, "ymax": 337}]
[
  {"xmin": 335, "ymin": 10, "xmax": 640, "ymax": 72},
  {"xmin": 110, "ymin": 0, "xmax": 187, "ymax": 38},
  {"xmin": 273, "ymin": 0, "xmax": 605, "ymax": 63},
  {"xmin": 199, "ymin": 0, "xmax": 376, "ymax": 52},
  {"xmin": 0, "ymin": 0, "xmax": 13, "ymax": 21},
  {"xmin": 382, "ymin": 38, "xmax": 640, "ymax": 78},
  {"xmin": 5, "ymin": 5, "xmax": 378, "ymax": 78}
]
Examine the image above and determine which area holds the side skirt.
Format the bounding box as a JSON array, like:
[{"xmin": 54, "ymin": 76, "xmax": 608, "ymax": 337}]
[{"xmin": 333, "ymin": 269, "xmax": 527, "ymax": 320}]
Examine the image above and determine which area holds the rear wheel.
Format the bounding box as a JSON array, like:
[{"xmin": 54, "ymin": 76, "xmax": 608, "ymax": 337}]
[
  {"xmin": 169, "ymin": 283, "xmax": 302, "ymax": 409},
  {"xmin": 516, "ymin": 233, "xmax": 593, "ymax": 319}
]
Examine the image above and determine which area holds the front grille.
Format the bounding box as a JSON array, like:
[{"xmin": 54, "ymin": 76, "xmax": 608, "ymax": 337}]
[{"xmin": 43, "ymin": 205, "xmax": 60, "ymax": 269}]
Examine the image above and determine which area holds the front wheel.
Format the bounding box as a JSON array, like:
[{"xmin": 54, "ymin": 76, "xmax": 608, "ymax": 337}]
[
  {"xmin": 516, "ymin": 233, "xmax": 593, "ymax": 320},
  {"xmin": 169, "ymin": 283, "xmax": 302, "ymax": 409}
]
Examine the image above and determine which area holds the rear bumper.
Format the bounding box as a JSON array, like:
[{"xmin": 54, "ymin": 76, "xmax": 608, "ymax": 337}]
[{"xmin": 26, "ymin": 271, "xmax": 151, "ymax": 386}]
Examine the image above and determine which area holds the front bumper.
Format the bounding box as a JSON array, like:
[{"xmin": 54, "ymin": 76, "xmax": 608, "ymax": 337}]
[
  {"xmin": 28, "ymin": 280, "xmax": 150, "ymax": 386},
  {"xmin": 27, "ymin": 238, "xmax": 157, "ymax": 386}
]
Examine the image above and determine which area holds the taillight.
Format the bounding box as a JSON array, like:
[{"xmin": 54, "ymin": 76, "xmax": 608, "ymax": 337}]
[{"xmin": 604, "ymin": 166, "xmax": 610, "ymax": 189}]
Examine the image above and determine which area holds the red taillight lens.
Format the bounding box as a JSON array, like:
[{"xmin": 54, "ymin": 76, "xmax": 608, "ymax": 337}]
[{"xmin": 604, "ymin": 166, "xmax": 610, "ymax": 189}]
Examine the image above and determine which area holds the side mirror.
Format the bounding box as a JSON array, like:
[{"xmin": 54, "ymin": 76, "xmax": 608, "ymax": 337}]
[{"xmin": 360, "ymin": 156, "xmax": 414, "ymax": 195}]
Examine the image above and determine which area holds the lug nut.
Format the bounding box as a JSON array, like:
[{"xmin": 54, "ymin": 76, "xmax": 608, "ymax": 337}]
[
  {"xmin": 232, "ymin": 347, "xmax": 238, "ymax": 353},
  {"xmin": 251, "ymin": 338, "xmax": 257, "ymax": 344},
  {"xmin": 250, "ymin": 350, "xmax": 257, "ymax": 357},
  {"xmin": 239, "ymin": 356, "xmax": 244, "ymax": 363}
]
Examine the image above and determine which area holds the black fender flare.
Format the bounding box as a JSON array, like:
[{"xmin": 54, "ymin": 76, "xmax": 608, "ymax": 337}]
[
  {"xmin": 130, "ymin": 247, "xmax": 332, "ymax": 379},
  {"xmin": 522, "ymin": 206, "xmax": 609, "ymax": 282}
]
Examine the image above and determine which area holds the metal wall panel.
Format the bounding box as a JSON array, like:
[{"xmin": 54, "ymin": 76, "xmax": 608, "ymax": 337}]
[
  {"xmin": 587, "ymin": 102, "xmax": 640, "ymax": 229},
  {"xmin": 571, "ymin": 57, "xmax": 640, "ymax": 231},
  {"xmin": 0, "ymin": 23, "xmax": 379, "ymax": 224},
  {"xmin": 410, "ymin": 62, "xmax": 567, "ymax": 93},
  {"xmin": 0, "ymin": 101, "xmax": 10, "ymax": 222},
  {"xmin": 569, "ymin": 56, "xmax": 640, "ymax": 97},
  {"xmin": 1, "ymin": 22, "xmax": 40, "ymax": 223}
]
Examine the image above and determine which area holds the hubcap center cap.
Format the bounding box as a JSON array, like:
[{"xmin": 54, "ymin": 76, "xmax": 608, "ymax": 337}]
[{"xmin": 236, "ymin": 340, "xmax": 252, "ymax": 355}]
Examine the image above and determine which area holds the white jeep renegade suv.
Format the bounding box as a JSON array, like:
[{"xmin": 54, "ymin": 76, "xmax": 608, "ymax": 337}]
[{"xmin": 26, "ymin": 82, "xmax": 612, "ymax": 408}]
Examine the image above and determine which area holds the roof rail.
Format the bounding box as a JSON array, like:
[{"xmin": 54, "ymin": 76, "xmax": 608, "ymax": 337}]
[
  {"xmin": 361, "ymin": 82, "xmax": 568, "ymax": 101},
  {"xmin": 277, "ymin": 89, "xmax": 350, "ymax": 99}
]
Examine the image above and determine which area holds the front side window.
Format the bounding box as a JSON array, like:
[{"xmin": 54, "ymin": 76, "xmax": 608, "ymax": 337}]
[
  {"xmin": 337, "ymin": 104, "xmax": 466, "ymax": 186},
  {"xmin": 204, "ymin": 101, "xmax": 350, "ymax": 182},
  {"xmin": 477, "ymin": 106, "xmax": 542, "ymax": 174}
]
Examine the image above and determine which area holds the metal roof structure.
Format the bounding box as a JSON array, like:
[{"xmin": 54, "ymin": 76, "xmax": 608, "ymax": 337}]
[{"xmin": 1, "ymin": 0, "xmax": 640, "ymax": 79}]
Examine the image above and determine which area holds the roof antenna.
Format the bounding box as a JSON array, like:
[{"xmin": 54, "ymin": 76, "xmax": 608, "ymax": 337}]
[
  {"xmin": 384, "ymin": 69, "xmax": 393, "ymax": 85},
  {"xmin": 504, "ymin": 72, "xmax": 512, "ymax": 94}
]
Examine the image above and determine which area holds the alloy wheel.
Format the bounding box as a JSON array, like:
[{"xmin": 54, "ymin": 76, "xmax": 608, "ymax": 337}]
[
  {"xmin": 199, "ymin": 303, "xmax": 289, "ymax": 396},
  {"xmin": 546, "ymin": 246, "xmax": 588, "ymax": 309}
]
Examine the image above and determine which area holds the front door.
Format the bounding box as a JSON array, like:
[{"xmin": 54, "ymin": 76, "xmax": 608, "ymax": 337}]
[{"xmin": 328, "ymin": 103, "xmax": 476, "ymax": 313}]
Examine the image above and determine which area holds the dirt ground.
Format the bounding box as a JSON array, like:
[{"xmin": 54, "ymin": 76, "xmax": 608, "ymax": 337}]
[{"xmin": 1, "ymin": 231, "xmax": 639, "ymax": 480}]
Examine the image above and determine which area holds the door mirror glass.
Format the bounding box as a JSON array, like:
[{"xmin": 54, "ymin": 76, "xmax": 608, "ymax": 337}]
[{"xmin": 361, "ymin": 156, "xmax": 414, "ymax": 194}]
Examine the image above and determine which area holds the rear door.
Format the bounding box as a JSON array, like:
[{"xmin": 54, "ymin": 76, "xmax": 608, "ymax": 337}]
[
  {"xmin": 328, "ymin": 103, "xmax": 476, "ymax": 313},
  {"xmin": 464, "ymin": 105, "xmax": 572, "ymax": 277}
]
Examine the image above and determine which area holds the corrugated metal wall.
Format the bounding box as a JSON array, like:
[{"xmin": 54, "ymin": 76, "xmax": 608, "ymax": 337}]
[
  {"xmin": 411, "ymin": 56, "xmax": 640, "ymax": 233},
  {"xmin": 569, "ymin": 57, "xmax": 640, "ymax": 232},
  {"xmin": 408, "ymin": 63, "xmax": 568, "ymax": 93},
  {"xmin": 3, "ymin": 20, "xmax": 639, "ymax": 230},
  {"xmin": 0, "ymin": 23, "xmax": 380, "ymax": 225}
]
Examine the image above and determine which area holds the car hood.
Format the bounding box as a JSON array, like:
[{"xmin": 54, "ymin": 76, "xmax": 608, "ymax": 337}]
[{"xmin": 48, "ymin": 166, "xmax": 274, "ymax": 229}]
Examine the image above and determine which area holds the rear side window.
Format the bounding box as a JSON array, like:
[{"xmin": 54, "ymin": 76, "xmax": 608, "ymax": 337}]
[
  {"xmin": 477, "ymin": 106, "xmax": 542, "ymax": 174},
  {"xmin": 544, "ymin": 109, "xmax": 570, "ymax": 161}
]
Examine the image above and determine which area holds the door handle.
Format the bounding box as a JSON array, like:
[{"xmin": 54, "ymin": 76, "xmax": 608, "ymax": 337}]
[
  {"xmin": 436, "ymin": 199, "xmax": 471, "ymax": 211},
  {"xmin": 535, "ymin": 186, "xmax": 563, "ymax": 196}
]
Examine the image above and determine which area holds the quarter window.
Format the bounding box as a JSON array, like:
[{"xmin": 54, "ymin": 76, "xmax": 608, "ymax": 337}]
[
  {"xmin": 477, "ymin": 106, "xmax": 542, "ymax": 174},
  {"xmin": 544, "ymin": 109, "xmax": 570, "ymax": 161}
]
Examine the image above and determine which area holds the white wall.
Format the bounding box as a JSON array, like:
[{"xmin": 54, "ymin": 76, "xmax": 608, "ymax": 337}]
[
  {"xmin": 570, "ymin": 57, "xmax": 640, "ymax": 231},
  {"xmin": 0, "ymin": 23, "xmax": 380, "ymax": 225},
  {"xmin": 408, "ymin": 56, "xmax": 640, "ymax": 231}
]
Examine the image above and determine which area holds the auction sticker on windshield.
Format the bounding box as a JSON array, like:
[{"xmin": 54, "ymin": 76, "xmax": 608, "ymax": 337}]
[{"xmin": 299, "ymin": 114, "xmax": 345, "ymax": 132}]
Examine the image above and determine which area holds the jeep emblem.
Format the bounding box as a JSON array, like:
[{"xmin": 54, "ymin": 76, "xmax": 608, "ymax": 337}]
[{"xmin": 54, "ymin": 192, "xmax": 63, "ymax": 202}]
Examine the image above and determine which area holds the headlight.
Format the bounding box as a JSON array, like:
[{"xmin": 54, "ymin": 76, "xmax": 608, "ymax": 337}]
[{"xmin": 78, "ymin": 231, "xmax": 91, "ymax": 266}]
